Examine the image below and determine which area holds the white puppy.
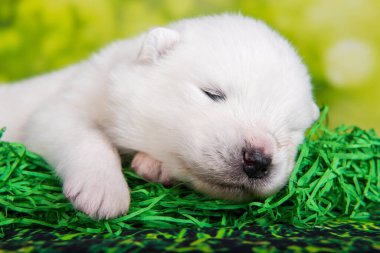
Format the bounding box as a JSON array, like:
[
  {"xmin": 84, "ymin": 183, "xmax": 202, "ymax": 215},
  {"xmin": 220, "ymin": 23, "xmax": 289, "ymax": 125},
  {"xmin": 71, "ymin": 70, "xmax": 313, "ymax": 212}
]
[{"xmin": 0, "ymin": 14, "xmax": 319, "ymax": 219}]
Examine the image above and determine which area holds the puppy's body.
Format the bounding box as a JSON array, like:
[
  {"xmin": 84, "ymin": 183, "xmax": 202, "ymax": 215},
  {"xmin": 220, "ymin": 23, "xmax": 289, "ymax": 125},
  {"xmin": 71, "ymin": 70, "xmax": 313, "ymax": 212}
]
[{"xmin": 0, "ymin": 14, "xmax": 319, "ymax": 219}]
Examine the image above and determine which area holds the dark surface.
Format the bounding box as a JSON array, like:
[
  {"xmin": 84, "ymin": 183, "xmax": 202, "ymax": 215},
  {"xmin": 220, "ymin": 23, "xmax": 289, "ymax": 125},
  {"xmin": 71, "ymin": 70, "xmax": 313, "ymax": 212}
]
[{"xmin": 1, "ymin": 219, "xmax": 379, "ymax": 253}]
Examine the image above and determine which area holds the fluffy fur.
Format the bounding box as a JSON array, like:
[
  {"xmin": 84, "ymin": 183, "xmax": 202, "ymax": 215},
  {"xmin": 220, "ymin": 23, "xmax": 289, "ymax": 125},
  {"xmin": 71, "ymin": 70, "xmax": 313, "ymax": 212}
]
[{"xmin": 0, "ymin": 14, "xmax": 319, "ymax": 219}]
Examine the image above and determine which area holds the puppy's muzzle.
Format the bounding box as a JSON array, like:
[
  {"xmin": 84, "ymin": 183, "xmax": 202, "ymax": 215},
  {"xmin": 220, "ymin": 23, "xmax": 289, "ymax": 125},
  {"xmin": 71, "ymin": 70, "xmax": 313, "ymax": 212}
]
[{"xmin": 242, "ymin": 149, "xmax": 272, "ymax": 179}]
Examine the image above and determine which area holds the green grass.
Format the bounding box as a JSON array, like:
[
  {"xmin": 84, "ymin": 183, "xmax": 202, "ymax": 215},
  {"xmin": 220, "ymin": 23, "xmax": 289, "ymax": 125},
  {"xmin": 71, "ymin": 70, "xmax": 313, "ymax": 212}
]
[{"xmin": 0, "ymin": 107, "xmax": 379, "ymax": 237}]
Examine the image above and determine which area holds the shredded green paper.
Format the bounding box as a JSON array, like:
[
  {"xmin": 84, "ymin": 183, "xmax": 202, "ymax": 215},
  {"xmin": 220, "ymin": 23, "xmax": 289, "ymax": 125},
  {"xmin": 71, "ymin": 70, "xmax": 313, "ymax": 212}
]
[{"xmin": 0, "ymin": 107, "xmax": 379, "ymax": 236}]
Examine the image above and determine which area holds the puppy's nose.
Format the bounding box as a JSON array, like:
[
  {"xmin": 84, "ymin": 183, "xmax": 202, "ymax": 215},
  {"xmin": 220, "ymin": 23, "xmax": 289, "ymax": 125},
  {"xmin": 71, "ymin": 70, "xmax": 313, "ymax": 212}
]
[{"xmin": 242, "ymin": 149, "xmax": 271, "ymax": 179}]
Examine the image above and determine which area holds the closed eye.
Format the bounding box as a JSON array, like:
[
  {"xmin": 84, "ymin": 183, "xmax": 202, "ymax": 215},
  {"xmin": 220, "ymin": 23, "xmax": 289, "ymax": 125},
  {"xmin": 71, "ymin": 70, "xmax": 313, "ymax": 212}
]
[{"xmin": 201, "ymin": 89, "xmax": 226, "ymax": 102}]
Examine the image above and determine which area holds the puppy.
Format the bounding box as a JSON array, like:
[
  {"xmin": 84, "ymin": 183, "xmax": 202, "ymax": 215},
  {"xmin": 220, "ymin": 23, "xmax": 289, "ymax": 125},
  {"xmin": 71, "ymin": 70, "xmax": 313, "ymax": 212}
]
[{"xmin": 0, "ymin": 14, "xmax": 319, "ymax": 219}]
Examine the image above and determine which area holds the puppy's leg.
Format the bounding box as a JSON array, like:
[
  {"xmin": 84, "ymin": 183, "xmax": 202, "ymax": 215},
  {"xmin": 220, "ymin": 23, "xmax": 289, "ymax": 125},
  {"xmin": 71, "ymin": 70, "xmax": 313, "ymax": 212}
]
[
  {"xmin": 131, "ymin": 152, "xmax": 171, "ymax": 185},
  {"xmin": 24, "ymin": 104, "xmax": 130, "ymax": 219},
  {"xmin": 61, "ymin": 132, "xmax": 130, "ymax": 219}
]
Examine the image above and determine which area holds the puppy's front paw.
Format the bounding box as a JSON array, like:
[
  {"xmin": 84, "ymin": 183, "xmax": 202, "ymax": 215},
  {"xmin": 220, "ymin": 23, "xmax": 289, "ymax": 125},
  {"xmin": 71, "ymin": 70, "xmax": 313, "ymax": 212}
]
[
  {"xmin": 131, "ymin": 152, "xmax": 171, "ymax": 185},
  {"xmin": 64, "ymin": 174, "xmax": 130, "ymax": 219}
]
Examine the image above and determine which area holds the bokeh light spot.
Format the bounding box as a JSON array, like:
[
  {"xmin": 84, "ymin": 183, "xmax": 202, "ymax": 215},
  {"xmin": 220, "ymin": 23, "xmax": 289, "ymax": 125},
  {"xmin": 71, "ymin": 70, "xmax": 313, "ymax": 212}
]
[{"xmin": 324, "ymin": 39, "xmax": 375, "ymax": 88}]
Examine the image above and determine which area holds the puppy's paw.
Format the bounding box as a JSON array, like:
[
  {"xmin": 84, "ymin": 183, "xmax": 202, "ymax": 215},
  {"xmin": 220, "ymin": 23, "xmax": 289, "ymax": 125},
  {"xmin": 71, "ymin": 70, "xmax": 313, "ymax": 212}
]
[
  {"xmin": 131, "ymin": 152, "xmax": 171, "ymax": 185},
  {"xmin": 64, "ymin": 173, "xmax": 130, "ymax": 219}
]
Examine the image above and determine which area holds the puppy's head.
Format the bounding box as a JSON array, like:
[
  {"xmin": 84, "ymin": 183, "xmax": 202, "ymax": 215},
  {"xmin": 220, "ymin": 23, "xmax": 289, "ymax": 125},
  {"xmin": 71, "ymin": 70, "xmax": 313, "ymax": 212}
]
[{"xmin": 109, "ymin": 14, "xmax": 319, "ymax": 200}]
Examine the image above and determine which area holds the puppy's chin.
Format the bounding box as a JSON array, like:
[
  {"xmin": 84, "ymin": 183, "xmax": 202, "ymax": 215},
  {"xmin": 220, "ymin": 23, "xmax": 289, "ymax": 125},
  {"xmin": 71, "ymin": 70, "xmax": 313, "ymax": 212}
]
[
  {"xmin": 188, "ymin": 179, "xmax": 254, "ymax": 201},
  {"xmin": 186, "ymin": 174, "xmax": 284, "ymax": 202}
]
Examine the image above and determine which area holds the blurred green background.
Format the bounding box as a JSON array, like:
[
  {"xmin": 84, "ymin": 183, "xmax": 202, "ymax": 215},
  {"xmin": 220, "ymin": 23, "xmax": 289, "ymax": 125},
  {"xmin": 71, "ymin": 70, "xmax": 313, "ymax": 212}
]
[{"xmin": 0, "ymin": 0, "xmax": 379, "ymax": 132}]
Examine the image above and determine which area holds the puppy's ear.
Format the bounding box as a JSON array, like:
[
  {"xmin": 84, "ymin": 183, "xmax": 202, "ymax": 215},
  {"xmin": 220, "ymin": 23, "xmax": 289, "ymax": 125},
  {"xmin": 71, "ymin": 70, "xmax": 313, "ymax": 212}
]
[{"xmin": 137, "ymin": 27, "xmax": 180, "ymax": 64}]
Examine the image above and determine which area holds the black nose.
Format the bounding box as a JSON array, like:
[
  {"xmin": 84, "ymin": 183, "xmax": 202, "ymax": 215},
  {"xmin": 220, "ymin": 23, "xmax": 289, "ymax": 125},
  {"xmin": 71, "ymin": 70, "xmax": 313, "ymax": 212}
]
[{"xmin": 242, "ymin": 150, "xmax": 271, "ymax": 179}]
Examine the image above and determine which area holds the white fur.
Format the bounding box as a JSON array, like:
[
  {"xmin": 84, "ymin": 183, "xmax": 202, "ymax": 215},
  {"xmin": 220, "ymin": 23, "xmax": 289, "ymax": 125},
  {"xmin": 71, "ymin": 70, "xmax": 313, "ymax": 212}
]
[{"xmin": 0, "ymin": 14, "xmax": 319, "ymax": 219}]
